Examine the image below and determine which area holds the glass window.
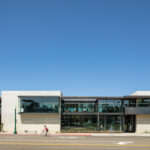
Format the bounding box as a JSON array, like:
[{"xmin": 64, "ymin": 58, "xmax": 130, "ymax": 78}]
[
  {"xmin": 98, "ymin": 100, "xmax": 123, "ymax": 113},
  {"xmin": 107, "ymin": 100, "xmax": 115, "ymax": 107},
  {"xmin": 99, "ymin": 100, "xmax": 107, "ymax": 113},
  {"xmin": 19, "ymin": 96, "xmax": 59, "ymax": 113},
  {"xmin": 63, "ymin": 101, "xmax": 96, "ymax": 113},
  {"xmin": 115, "ymin": 100, "xmax": 122, "ymax": 107},
  {"xmin": 61, "ymin": 115, "xmax": 97, "ymax": 131},
  {"xmin": 124, "ymin": 100, "xmax": 129, "ymax": 107},
  {"xmin": 124, "ymin": 115, "xmax": 135, "ymax": 132},
  {"xmin": 99, "ymin": 115, "xmax": 105, "ymax": 131},
  {"xmin": 99, "ymin": 115, "xmax": 122, "ymax": 132},
  {"xmin": 138, "ymin": 99, "xmax": 150, "ymax": 107},
  {"xmin": 99, "ymin": 100, "xmax": 107, "ymax": 107},
  {"xmin": 124, "ymin": 100, "xmax": 136, "ymax": 107}
]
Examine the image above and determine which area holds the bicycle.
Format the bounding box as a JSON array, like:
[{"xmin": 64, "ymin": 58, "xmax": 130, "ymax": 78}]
[{"xmin": 40, "ymin": 129, "xmax": 51, "ymax": 137}]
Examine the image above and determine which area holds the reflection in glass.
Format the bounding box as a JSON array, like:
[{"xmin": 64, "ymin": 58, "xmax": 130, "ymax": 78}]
[
  {"xmin": 124, "ymin": 115, "xmax": 135, "ymax": 132},
  {"xmin": 19, "ymin": 97, "xmax": 59, "ymax": 113},
  {"xmin": 99, "ymin": 100, "xmax": 123, "ymax": 113},
  {"xmin": 61, "ymin": 115, "xmax": 97, "ymax": 131},
  {"xmin": 138, "ymin": 99, "xmax": 150, "ymax": 107},
  {"xmin": 99, "ymin": 115, "xmax": 122, "ymax": 132},
  {"xmin": 63, "ymin": 102, "xmax": 96, "ymax": 113},
  {"xmin": 124, "ymin": 99, "xmax": 136, "ymax": 107}
]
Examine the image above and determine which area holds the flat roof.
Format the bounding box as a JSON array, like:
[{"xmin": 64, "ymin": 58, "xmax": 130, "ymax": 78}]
[
  {"xmin": 63, "ymin": 96, "xmax": 150, "ymax": 100},
  {"xmin": 62, "ymin": 96, "xmax": 124, "ymax": 100},
  {"xmin": 124, "ymin": 95, "xmax": 150, "ymax": 99}
]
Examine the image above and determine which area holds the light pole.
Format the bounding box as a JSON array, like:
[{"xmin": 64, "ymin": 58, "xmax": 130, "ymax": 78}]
[{"xmin": 14, "ymin": 107, "xmax": 17, "ymax": 134}]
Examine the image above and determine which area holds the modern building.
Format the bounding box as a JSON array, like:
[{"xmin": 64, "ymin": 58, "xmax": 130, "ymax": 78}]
[
  {"xmin": 0, "ymin": 97, "xmax": 1, "ymax": 131},
  {"xmin": 1, "ymin": 91, "xmax": 150, "ymax": 134}
]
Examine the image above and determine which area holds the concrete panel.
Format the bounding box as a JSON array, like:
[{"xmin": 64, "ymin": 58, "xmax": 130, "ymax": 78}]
[
  {"xmin": 131, "ymin": 91, "xmax": 150, "ymax": 96},
  {"xmin": 1, "ymin": 91, "xmax": 62, "ymax": 133},
  {"xmin": 136, "ymin": 114, "xmax": 150, "ymax": 133}
]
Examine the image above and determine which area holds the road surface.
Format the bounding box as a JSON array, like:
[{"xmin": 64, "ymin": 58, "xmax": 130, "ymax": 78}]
[{"xmin": 0, "ymin": 134, "xmax": 150, "ymax": 150}]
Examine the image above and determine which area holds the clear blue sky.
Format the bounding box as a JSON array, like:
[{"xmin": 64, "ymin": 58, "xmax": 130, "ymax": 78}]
[{"xmin": 0, "ymin": 0, "xmax": 150, "ymax": 96}]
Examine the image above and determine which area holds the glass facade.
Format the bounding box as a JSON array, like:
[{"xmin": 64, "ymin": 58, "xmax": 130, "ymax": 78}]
[
  {"xmin": 19, "ymin": 97, "xmax": 59, "ymax": 113},
  {"xmin": 98, "ymin": 100, "xmax": 123, "ymax": 113},
  {"xmin": 17, "ymin": 96, "xmax": 137, "ymax": 132},
  {"xmin": 61, "ymin": 115, "xmax": 97, "ymax": 131},
  {"xmin": 61, "ymin": 99, "xmax": 136, "ymax": 132},
  {"xmin": 99, "ymin": 115, "xmax": 122, "ymax": 132},
  {"xmin": 124, "ymin": 115, "xmax": 135, "ymax": 132},
  {"xmin": 62, "ymin": 101, "xmax": 96, "ymax": 113},
  {"xmin": 138, "ymin": 99, "xmax": 150, "ymax": 107},
  {"xmin": 124, "ymin": 99, "xmax": 136, "ymax": 107}
]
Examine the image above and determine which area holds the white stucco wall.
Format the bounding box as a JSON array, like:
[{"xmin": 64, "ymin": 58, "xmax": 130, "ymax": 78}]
[
  {"xmin": 136, "ymin": 114, "xmax": 150, "ymax": 133},
  {"xmin": 1, "ymin": 91, "xmax": 62, "ymax": 133},
  {"xmin": 131, "ymin": 91, "xmax": 150, "ymax": 96}
]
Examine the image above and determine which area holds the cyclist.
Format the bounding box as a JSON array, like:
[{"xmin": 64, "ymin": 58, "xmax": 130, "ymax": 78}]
[{"xmin": 44, "ymin": 125, "xmax": 49, "ymax": 136}]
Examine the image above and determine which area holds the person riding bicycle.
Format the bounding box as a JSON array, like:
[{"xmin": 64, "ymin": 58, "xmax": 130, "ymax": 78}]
[{"xmin": 44, "ymin": 125, "xmax": 49, "ymax": 136}]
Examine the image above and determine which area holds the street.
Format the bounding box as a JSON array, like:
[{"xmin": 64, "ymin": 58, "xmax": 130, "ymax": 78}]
[{"xmin": 0, "ymin": 135, "xmax": 150, "ymax": 150}]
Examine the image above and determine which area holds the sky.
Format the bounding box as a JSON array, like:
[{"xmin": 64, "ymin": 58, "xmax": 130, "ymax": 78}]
[{"xmin": 0, "ymin": 0, "xmax": 150, "ymax": 96}]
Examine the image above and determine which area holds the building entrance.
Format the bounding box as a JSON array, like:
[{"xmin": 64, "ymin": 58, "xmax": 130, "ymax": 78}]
[{"xmin": 124, "ymin": 115, "xmax": 136, "ymax": 132}]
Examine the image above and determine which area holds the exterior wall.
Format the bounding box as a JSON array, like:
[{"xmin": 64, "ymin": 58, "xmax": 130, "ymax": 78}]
[
  {"xmin": 18, "ymin": 114, "xmax": 60, "ymax": 133},
  {"xmin": 1, "ymin": 91, "xmax": 62, "ymax": 133},
  {"xmin": 131, "ymin": 91, "xmax": 150, "ymax": 96},
  {"xmin": 136, "ymin": 114, "xmax": 150, "ymax": 133},
  {"xmin": 2, "ymin": 90, "xmax": 150, "ymax": 134}
]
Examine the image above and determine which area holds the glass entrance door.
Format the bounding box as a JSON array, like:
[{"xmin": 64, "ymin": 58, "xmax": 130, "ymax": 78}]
[{"xmin": 124, "ymin": 115, "xmax": 135, "ymax": 132}]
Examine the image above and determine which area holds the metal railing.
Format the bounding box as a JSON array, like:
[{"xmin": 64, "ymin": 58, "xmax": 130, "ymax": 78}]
[{"xmin": 125, "ymin": 107, "xmax": 150, "ymax": 114}]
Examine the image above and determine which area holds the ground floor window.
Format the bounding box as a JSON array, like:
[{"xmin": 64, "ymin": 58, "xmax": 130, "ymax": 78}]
[
  {"xmin": 61, "ymin": 115, "xmax": 136, "ymax": 132},
  {"xmin": 61, "ymin": 115, "xmax": 97, "ymax": 132},
  {"xmin": 99, "ymin": 115, "xmax": 122, "ymax": 132}
]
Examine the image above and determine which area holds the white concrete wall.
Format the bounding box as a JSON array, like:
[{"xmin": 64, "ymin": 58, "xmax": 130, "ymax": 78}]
[
  {"xmin": 1, "ymin": 91, "xmax": 62, "ymax": 133},
  {"xmin": 131, "ymin": 91, "xmax": 150, "ymax": 96},
  {"xmin": 136, "ymin": 114, "xmax": 150, "ymax": 133}
]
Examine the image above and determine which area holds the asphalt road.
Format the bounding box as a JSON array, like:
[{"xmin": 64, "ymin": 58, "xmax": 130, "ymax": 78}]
[{"xmin": 0, "ymin": 135, "xmax": 150, "ymax": 150}]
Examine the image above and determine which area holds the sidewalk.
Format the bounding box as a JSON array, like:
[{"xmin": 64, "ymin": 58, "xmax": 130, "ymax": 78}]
[
  {"xmin": 1, "ymin": 132, "xmax": 150, "ymax": 136},
  {"xmin": 57, "ymin": 133, "xmax": 150, "ymax": 136}
]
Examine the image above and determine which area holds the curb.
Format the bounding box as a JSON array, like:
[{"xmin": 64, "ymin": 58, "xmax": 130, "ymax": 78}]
[
  {"xmin": 0, "ymin": 133, "xmax": 92, "ymax": 136},
  {"xmin": 1, "ymin": 133, "xmax": 150, "ymax": 137}
]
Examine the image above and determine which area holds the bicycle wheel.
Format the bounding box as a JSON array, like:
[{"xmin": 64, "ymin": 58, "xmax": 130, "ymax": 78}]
[
  {"xmin": 40, "ymin": 130, "xmax": 45, "ymax": 136},
  {"xmin": 47, "ymin": 132, "xmax": 51, "ymax": 137}
]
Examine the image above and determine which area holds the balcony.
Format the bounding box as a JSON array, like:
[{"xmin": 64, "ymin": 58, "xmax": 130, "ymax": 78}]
[{"xmin": 125, "ymin": 107, "xmax": 150, "ymax": 114}]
